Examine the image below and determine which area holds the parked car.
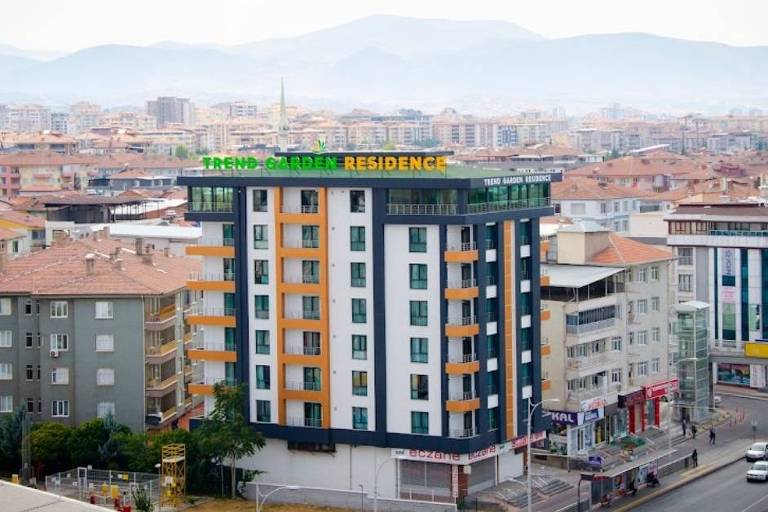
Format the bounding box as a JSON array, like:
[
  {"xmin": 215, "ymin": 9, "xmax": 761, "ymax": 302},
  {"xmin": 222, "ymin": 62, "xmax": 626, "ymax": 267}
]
[
  {"xmin": 746, "ymin": 442, "xmax": 768, "ymax": 461},
  {"xmin": 747, "ymin": 461, "xmax": 768, "ymax": 481}
]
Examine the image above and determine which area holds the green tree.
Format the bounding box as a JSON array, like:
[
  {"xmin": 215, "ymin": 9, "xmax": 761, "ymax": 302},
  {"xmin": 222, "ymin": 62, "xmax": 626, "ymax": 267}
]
[
  {"xmin": 175, "ymin": 145, "xmax": 189, "ymax": 159},
  {"xmin": 67, "ymin": 417, "xmax": 130, "ymax": 468},
  {"xmin": 0, "ymin": 407, "xmax": 25, "ymax": 471},
  {"xmin": 197, "ymin": 383, "xmax": 264, "ymax": 498},
  {"xmin": 131, "ymin": 485, "xmax": 153, "ymax": 512},
  {"xmin": 30, "ymin": 422, "xmax": 72, "ymax": 475}
]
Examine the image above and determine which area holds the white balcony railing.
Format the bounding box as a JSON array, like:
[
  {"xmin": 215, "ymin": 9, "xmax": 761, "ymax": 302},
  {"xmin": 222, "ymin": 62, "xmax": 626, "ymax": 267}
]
[
  {"xmin": 285, "ymin": 343, "xmax": 321, "ymax": 356},
  {"xmin": 446, "ymin": 316, "xmax": 477, "ymax": 326},
  {"xmin": 447, "ymin": 278, "xmax": 477, "ymax": 289},
  {"xmin": 286, "ymin": 380, "xmax": 321, "ymax": 392},
  {"xmin": 188, "ymin": 271, "xmax": 235, "ymax": 282},
  {"xmin": 287, "ymin": 416, "xmax": 322, "ymax": 428},
  {"xmin": 448, "ymin": 353, "xmax": 477, "ymax": 364},
  {"xmin": 449, "ymin": 427, "xmax": 478, "ymax": 439},
  {"xmin": 446, "ymin": 241, "xmax": 477, "ymax": 252},
  {"xmin": 448, "ymin": 390, "xmax": 477, "ymax": 401}
]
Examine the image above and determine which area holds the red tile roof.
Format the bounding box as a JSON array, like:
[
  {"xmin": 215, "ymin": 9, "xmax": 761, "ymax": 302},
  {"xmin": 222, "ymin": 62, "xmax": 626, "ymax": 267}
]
[
  {"xmin": 589, "ymin": 234, "xmax": 674, "ymax": 266},
  {"xmin": 0, "ymin": 210, "xmax": 46, "ymax": 228},
  {"xmin": 0, "ymin": 228, "xmax": 24, "ymax": 240},
  {"xmin": 553, "ymin": 177, "xmax": 650, "ymax": 200},
  {"xmin": 569, "ymin": 156, "xmax": 711, "ymax": 178}
]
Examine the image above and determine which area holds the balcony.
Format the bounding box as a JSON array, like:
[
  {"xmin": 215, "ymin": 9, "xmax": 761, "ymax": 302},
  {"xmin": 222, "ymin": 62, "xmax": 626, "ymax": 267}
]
[
  {"xmin": 566, "ymin": 353, "xmax": 616, "ymax": 372},
  {"xmin": 541, "ymin": 307, "xmax": 551, "ymax": 321},
  {"xmin": 187, "ymin": 271, "xmax": 236, "ymax": 293},
  {"xmin": 188, "ymin": 201, "xmax": 233, "ymax": 213},
  {"xmin": 446, "ymin": 391, "xmax": 480, "ymax": 412},
  {"xmin": 449, "ymin": 427, "xmax": 478, "ymax": 439},
  {"xmin": 566, "ymin": 318, "xmax": 616, "ymax": 336},
  {"xmin": 465, "ymin": 197, "xmax": 550, "ymax": 214},
  {"xmin": 187, "ymin": 305, "xmax": 236, "ymax": 327},
  {"xmin": 566, "ymin": 388, "xmax": 604, "ymax": 405},
  {"xmin": 146, "ymin": 374, "xmax": 179, "ymax": 397},
  {"xmin": 445, "ymin": 316, "xmax": 479, "ymax": 337},
  {"xmin": 445, "ymin": 353, "xmax": 480, "ymax": 374},
  {"xmin": 285, "ymin": 343, "xmax": 321, "ymax": 356},
  {"xmin": 444, "ymin": 241, "xmax": 478, "ymax": 263},
  {"xmin": 145, "ymin": 304, "xmax": 177, "ymax": 330},
  {"xmin": 287, "ymin": 416, "xmax": 323, "ymax": 428},
  {"xmin": 387, "ymin": 203, "xmax": 457, "ymax": 216},
  {"xmin": 278, "ymin": 204, "xmax": 322, "ymax": 224},
  {"xmin": 185, "ymin": 236, "xmax": 235, "ymax": 257},
  {"xmin": 187, "ymin": 340, "xmax": 237, "ymax": 363},
  {"xmin": 445, "ymin": 278, "xmax": 479, "ymax": 300},
  {"xmin": 146, "ymin": 339, "xmax": 178, "ymax": 362},
  {"xmin": 187, "ymin": 376, "xmax": 236, "ymax": 396},
  {"xmin": 145, "ymin": 405, "xmax": 178, "ymax": 428},
  {"xmin": 285, "ymin": 380, "xmax": 321, "ymax": 392}
]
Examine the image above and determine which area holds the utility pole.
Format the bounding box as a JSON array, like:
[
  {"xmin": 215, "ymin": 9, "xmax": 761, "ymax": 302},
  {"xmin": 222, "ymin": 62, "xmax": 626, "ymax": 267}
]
[{"xmin": 21, "ymin": 411, "xmax": 31, "ymax": 485}]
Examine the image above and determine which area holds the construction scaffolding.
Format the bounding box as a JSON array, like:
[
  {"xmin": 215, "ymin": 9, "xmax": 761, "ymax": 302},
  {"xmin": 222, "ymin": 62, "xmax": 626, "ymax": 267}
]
[{"xmin": 160, "ymin": 443, "xmax": 186, "ymax": 508}]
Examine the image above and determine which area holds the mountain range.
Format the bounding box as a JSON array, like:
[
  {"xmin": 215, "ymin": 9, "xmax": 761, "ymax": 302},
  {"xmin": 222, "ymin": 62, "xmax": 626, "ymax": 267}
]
[{"xmin": 0, "ymin": 15, "xmax": 766, "ymax": 113}]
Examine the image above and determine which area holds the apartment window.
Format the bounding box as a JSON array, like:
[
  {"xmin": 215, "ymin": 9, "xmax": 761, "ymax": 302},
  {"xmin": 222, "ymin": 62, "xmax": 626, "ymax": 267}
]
[
  {"xmin": 489, "ymin": 407, "xmax": 499, "ymax": 430},
  {"xmin": 95, "ymin": 334, "xmax": 114, "ymax": 352},
  {"xmin": 254, "ymin": 260, "xmax": 269, "ymax": 284},
  {"xmin": 303, "ymin": 332, "xmax": 320, "ymax": 355},
  {"xmin": 25, "ymin": 365, "xmax": 33, "ymax": 381},
  {"xmin": 255, "ymin": 365, "xmax": 270, "ymax": 389},
  {"xmin": 37, "ymin": 333, "xmax": 41, "ymax": 348},
  {"xmin": 96, "ymin": 368, "xmax": 115, "ymax": 386},
  {"xmin": 487, "ymin": 334, "xmax": 499, "ymax": 358},
  {"xmin": 300, "ymin": 190, "xmax": 319, "ymax": 212},
  {"xmin": 410, "ymin": 374, "xmax": 428, "ymax": 400},
  {"xmin": 652, "ymin": 358, "xmax": 661, "ymax": 374},
  {"xmin": 638, "ymin": 331, "xmax": 648, "ymax": 345},
  {"xmin": 352, "ymin": 371, "xmax": 368, "ymax": 396},
  {"xmin": 0, "ymin": 298, "xmax": 11, "ymax": 315},
  {"xmin": 252, "ymin": 189, "xmax": 268, "ymax": 212},
  {"xmin": 628, "ymin": 332, "xmax": 635, "ymax": 345},
  {"xmin": 409, "ymin": 227, "xmax": 427, "ymax": 253},
  {"xmin": 678, "ymin": 247, "xmax": 693, "ymax": 266},
  {"xmin": 637, "ymin": 267, "xmax": 647, "ymax": 282},
  {"xmin": 651, "ymin": 297, "xmax": 660, "ymax": 312},
  {"xmin": 570, "ymin": 202, "xmax": 586, "ymax": 215},
  {"xmin": 352, "ymin": 298, "xmax": 367, "ymax": 323},
  {"xmin": 488, "ymin": 370, "xmax": 499, "ymax": 395},
  {"xmin": 95, "ymin": 301, "xmax": 113, "ymax": 319},
  {"xmin": 51, "ymin": 368, "xmax": 69, "ymax": 385},
  {"xmin": 253, "ymin": 225, "xmax": 268, "ymax": 249},
  {"xmin": 302, "ymin": 225, "xmax": 320, "ymax": 248},
  {"xmin": 409, "ymin": 264, "xmax": 428, "ymax": 290},
  {"xmin": 352, "ymin": 335, "xmax": 367, "ymax": 360},
  {"xmin": 50, "ymin": 301, "xmax": 68, "ymax": 318},
  {"xmin": 24, "ymin": 299, "xmax": 32, "ymax": 316},
  {"xmin": 254, "ymin": 295, "xmax": 269, "ymax": 319},
  {"xmin": 36, "ymin": 365, "xmax": 40, "ymax": 380},
  {"xmin": 638, "ymin": 299, "xmax": 648, "ymax": 315},
  {"xmin": 256, "ymin": 400, "xmax": 271, "ymax": 422},
  {"xmin": 410, "ymin": 301, "xmax": 428, "ymax": 326},
  {"xmin": 26, "ymin": 399, "xmax": 34, "ymax": 414},
  {"xmin": 97, "ymin": 402, "xmax": 116, "ymax": 419},
  {"xmin": 652, "ymin": 327, "xmax": 661, "ymax": 343},
  {"xmin": 411, "ymin": 411, "xmax": 429, "ymax": 434},
  {"xmin": 50, "ymin": 334, "xmax": 68, "ymax": 351},
  {"xmin": 350, "ymin": 226, "xmax": 366, "ymax": 251},
  {"xmin": 51, "ymin": 400, "xmax": 70, "ymax": 418},
  {"xmin": 352, "ymin": 407, "xmax": 368, "ymax": 430},
  {"xmin": 678, "ymin": 274, "xmax": 692, "ymax": 292},
  {"xmin": 302, "ymin": 260, "xmax": 320, "ymax": 283},
  {"xmin": 25, "ymin": 333, "xmax": 33, "ymax": 349},
  {"xmin": 610, "ymin": 368, "xmax": 622, "ymax": 384},
  {"xmin": 223, "ymin": 258, "xmax": 236, "ymax": 280},
  {"xmin": 0, "ymin": 396, "xmax": 12, "ymax": 413},
  {"xmin": 600, "ymin": 202, "xmax": 608, "ymax": 214},
  {"xmin": 350, "ymin": 190, "xmax": 366, "ymax": 213},
  {"xmin": 651, "ymin": 266, "xmax": 659, "ymax": 280},
  {"xmin": 0, "ymin": 331, "xmax": 11, "ymax": 348},
  {"xmin": 410, "ymin": 337, "xmax": 428, "ymax": 363},
  {"xmin": 255, "ymin": 330, "xmax": 270, "ymax": 354},
  {"xmin": 637, "ymin": 361, "xmax": 648, "ymax": 376},
  {"xmin": 350, "ymin": 262, "xmax": 366, "ymax": 287}
]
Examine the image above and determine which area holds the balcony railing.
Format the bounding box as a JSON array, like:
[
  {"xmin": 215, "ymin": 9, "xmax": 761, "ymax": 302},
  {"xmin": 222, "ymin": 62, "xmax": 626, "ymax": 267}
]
[
  {"xmin": 566, "ymin": 388, "xmax": 604, "ymax": 402},
  {"xmin": 287, "ymin": 416, "xmax": 322, "ymax": 428},
  {"xmin": 286, "ymin": 380, "xmax": 321, "ymax": 391},
  {"xmin": 283, "ymin": 274, "xmax": 320, "ymax": 284},
  {"xmin": 446, "ymin": 316, "xmax": 477, "ymax": 326},
  {"xmin": 198, "ymin": 236, "xmax": 235, "ymax": 247},
  {"xmin": 188, "ymin": 305, "xmax": 236, "ymax": 317},
  {"xmin": 285, "ymin": 343, "xmax": 321, "ymax": 356},
  {"xmin": 282, "ymin": 238, "xmax": 320, "ymax": 249},
  {"xmin": 446, "ymin": 241, "xmax": 477, "ymax": 252},
  {"xmin": 189, "ymin": 201, "xmax": 233, "ymax": 213},
  {"xmin": 709, "ymin": 230, "xmax": 768, "ymax": 237},
  {"xmin": 284, "ymin": 310, "xmax": 321, "ymax": 321},
  {"xmin": 448, "ymin": 353, "xmax": 477, "ymax": 364},
  {"xmin": 188, "ymin": 271, "xmax": 235, "ymax": 282},
  {"xmin": 449, "ymin": 427, "xmax": 478, "ymax": 439},
  {"xmin": 447, "ymin": 278, "xmax": 477, "ymax": 289},
  {"xmin": 566, "ymin": 318, "xmax": 616, "ymax": 335},
  {"xmin": 387, "ymin": 203, "xmax": 457, "ymax": 216},
  {"xmin": 448, "ymin": 390, "xmax": 477, "ymax": 401},
  {"xmin": 192, "ymin": 340, "xmax": 235, "ymax": 352},
  {"xmin": 465, "ymin": 197, "xmax": 550, "ymax": 214},
  {"xmin": 282, "ymin": 205, "xmax": 319, "ymax": 214}
]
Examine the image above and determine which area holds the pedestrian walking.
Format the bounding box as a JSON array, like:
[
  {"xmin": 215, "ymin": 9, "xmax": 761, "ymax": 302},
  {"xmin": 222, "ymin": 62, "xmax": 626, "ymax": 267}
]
[
  {"xmin": 691, "ymin": 424, "xmax": 697, "ymax": 439},
  {"xmin": 692, "ymin": 449, "xmax": 698, "ymax": 468},
  {"xmin": 682, "ymin": 418, "xmax": 687, "ymax": 437},
  {"xmin": 709, "ymin": 427, "xmax": 716, "ymax": 445}
]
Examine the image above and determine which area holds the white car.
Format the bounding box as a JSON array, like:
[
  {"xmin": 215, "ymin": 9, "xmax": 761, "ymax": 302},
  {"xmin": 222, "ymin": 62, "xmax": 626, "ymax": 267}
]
[
  {"xmin": 746, "ymin": 442, "xmax": 768, "ymax": 462},
  {"xmin": 747, "ymin": 461, "xmax": 768, "ymax": 481}
]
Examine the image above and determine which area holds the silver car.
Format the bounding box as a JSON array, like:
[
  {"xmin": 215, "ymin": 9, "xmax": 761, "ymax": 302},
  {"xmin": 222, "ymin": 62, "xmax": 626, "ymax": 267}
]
[
  {"xmin": 746, "ymin": 442, "xmax": 768, "ymax": 462},
  {"xmin": 747, "ymin": 461, "xmax": 768, "ymax": 481}
]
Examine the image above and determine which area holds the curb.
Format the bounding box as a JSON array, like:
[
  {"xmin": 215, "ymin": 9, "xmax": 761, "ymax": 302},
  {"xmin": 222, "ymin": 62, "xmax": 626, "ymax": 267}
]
[
  {"xmin": 611, "ymin": 453, "xmax": 745, "ymax": 511},
  {"xmin": 717, "ymin": 390, "xmax": 768, "ymax": 402}
]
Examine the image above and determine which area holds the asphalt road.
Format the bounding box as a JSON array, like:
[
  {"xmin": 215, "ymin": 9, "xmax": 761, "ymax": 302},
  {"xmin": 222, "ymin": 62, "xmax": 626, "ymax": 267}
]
[{"xmin": 632, "ymin": 459, "xmax": 768, "ymax": 512}]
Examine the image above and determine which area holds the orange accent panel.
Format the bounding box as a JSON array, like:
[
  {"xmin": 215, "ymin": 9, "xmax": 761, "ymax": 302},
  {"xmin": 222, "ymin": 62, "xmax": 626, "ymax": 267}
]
[
  {"xmin": 275, "ymin": 187, "xmax": 331, "ymax": 428},
  {"xmin": 446, "ymin": 398, "xmax": 481, "ymax": 412},
  {"xmin": 541, "ymin": 309, "xmax": 551, "ymax": 321},
  {"xmin": 540, "ymin": 275, "xmax": 550, "ymax": 287},
  {"xmin": 186, "ymin": 280, "xmax": 236, "ymax": 292},
  {"xmin": 541, "ymin": 379, "xmax": 551, "ymax": 391},
  {"xmin": 187, "ymin": 349, "xmax": 237, "ymax": 362},
  {"xmin": 504, "ymin": 220, "xmax": 516, "ymax": 439},
  {"xmin": 445, "ymin": 360, "xmax": 480, "ymax": 374},
  {"xmin": 445, "ymin": 324, "xmax": 480, "ymax": 337},
  {"xmin": 185, "ymin": 245, "xmax": 235, "ymax": 257},
  {"xmin": 187, "ymin": 383, "xmax": 214, "ymax": 396},
  {"xmin": 541, "ymin": 344, "xmax": 551, "ymax": 357},
  {"xmin": 444, "ymin": 287, "xmax": 479, "ymax": 300},
  {"xmin": 187, "ymin": 315, "xmax": 236, "ymax": 327},
  {"xmin": 444, "ymin": 250, "xmax": 479, "ymax": 263}
]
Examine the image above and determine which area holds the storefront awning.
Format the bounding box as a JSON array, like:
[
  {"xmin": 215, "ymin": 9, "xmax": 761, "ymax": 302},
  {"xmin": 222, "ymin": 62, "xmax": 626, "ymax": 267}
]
[{"xmin": 604, "ymin": 448, "xmax": 676, "ymax": 478}]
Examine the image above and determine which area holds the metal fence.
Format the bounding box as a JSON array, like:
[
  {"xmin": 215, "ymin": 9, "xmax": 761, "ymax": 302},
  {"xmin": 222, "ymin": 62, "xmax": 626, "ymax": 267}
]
[{"xmin": 44, "ymin": 467, "xmax": 160, "ymax": 507}]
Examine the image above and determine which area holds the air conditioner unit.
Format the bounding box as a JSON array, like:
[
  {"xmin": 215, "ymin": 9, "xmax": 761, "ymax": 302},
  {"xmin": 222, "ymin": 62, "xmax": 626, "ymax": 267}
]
[{"xmin": 50, "ymin": 350, "xmax": 59, "ymax": 358}]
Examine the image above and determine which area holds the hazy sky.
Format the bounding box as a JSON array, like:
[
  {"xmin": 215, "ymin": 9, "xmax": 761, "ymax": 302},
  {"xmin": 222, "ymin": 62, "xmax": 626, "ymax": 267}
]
[{"xmin": 4, "ymin": 0, "xmax": 767, "ymax": 51}]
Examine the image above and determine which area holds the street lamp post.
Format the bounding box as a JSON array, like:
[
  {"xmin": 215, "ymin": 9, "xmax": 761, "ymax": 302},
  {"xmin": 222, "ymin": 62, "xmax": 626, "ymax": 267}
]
[
  {"xmin": 373, "ymin": 457, "xmax": 393, "ymax": 512},
  {"xmin": 255, "ymin": 484, "xmax": 299, "ymax": 512},
  {"xmin": 527, "ymin": 397, "xmax": 559, "ymax": 512}
]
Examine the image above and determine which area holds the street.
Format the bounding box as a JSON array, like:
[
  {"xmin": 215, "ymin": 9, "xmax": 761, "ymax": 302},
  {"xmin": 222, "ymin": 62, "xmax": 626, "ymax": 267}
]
[
  {"xmin": 631, "ymin": 392, "xmax": 768, "ymax": 512},
  {"xmin": 632, "ymin": 459, "xmax": 768, "ymax": 512}
]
